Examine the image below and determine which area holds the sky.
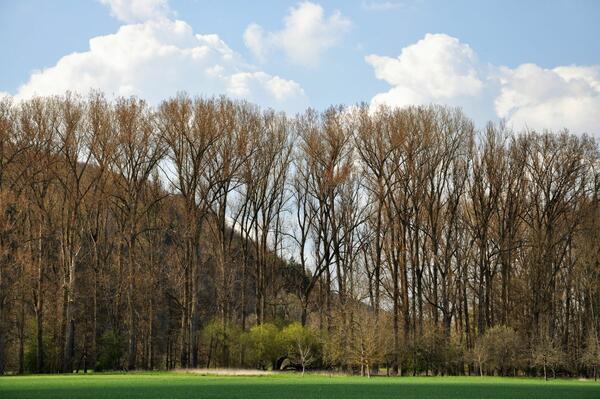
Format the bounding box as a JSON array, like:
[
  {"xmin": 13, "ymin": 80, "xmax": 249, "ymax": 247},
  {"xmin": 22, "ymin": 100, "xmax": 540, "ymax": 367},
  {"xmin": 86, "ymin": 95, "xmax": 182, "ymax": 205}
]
[{"xmin": 1, "ymin": 0, "xmax": 599, "ymax": 134}]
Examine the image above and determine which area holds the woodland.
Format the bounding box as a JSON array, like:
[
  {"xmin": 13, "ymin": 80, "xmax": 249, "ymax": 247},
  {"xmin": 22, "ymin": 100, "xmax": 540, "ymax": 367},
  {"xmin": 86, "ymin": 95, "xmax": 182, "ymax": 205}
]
[{"xmin": 0, "ymin": 93, "xmax": 599, "ymax": 379}]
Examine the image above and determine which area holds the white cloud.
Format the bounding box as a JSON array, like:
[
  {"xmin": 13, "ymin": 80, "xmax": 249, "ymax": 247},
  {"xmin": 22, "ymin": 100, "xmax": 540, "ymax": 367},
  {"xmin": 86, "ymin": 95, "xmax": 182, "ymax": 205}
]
[
  {"xmin": 366, "ymin": 34, "xmax": 484, "ymax": 104},
  {"xmin": 244, "ymin": 1, "xmax": 351, "ymax": 68},
  {"xmin": 99, "ymin": 0, "xmax": 172, "ymax": 23},
  {"xmin": 495, "ymin": 64, "xmax": 600, "ymax": 134},
  {"xmin": 366, "ymin": 33, "xmax": 600, "ymax": 135},
  {"xmin": 15, "ymin": 18, "xmax": 307, "ymax": 112},
  {"xmin": 243, "ymin": 24, "xmax": 269, "ymax": 62},
  {"xmin": 362, "ymin": 1, "xmax": 405, "ymax": 11}
]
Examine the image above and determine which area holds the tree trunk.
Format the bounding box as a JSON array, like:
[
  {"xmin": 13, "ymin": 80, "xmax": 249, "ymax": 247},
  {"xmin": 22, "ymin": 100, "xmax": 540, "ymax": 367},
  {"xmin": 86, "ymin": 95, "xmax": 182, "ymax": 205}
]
[
  {"xmin": 35, "ymin": 224, "xmax": 44, "ymax": 373},
  {"xmin": 18, "ymin": 297, "xmax": 25, "ymax": 374},
  {"xmin": 392, "ymin": 255, "xmax": 399, "ymax": 374},
  {"xmin": 63, "ymin": 255, "xmax": 76, "ymax": 373},
  {"xmin": 35, "ymin": 294, "xmax": 44, "ymax": 373},
  {"xmin": 127, "ymin": 235, "xmax": 137, "ymax": 370}
]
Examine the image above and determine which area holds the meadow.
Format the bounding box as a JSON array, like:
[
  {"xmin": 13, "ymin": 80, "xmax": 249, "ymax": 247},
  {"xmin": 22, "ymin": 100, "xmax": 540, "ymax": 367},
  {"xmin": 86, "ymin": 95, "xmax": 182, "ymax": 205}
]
[{"xmin": 1, "ymin": 373, "xmax": 599, "ymax": 399}]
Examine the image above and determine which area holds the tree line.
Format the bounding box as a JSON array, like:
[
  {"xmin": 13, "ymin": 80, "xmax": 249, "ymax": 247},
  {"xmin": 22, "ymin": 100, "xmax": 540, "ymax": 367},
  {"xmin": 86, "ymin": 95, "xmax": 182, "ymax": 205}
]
[{"xmin": 0, "ymin": 93, "xmax": 599, "ymax": 378}]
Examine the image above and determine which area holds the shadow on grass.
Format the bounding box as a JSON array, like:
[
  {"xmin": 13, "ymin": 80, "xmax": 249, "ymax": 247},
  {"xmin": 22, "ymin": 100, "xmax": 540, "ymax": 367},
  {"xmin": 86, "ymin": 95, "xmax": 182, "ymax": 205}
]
[{"xmin": 2, "ymin": 379, "xmax": 600, "ymax": 399}]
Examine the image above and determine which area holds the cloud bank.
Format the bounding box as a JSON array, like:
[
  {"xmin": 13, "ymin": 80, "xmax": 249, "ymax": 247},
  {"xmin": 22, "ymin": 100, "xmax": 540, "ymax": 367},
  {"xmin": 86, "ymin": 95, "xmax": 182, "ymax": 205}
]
[
  {"xmin": 15, "ymin": 1, "xmax": 307, "ymax": 112},
  {"xmin": 366, "ymin": 33, "xmax": 600, "ymax": 135}
]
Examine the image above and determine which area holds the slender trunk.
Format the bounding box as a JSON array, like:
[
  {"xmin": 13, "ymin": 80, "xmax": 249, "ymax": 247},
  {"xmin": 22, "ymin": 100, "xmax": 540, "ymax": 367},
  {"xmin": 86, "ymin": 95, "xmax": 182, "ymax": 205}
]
[
  {"xmin": 148, "ymin": 301, "xmax": 154, "ymax": 370},
  {"xmin": 190, "ymin": 236, "xmax": 200, "ymax": 368},
  {"xmin": 92, "ymin": 267, "xmax": 98, "ymax": 369},
  {"xmin": 400, "ymin": 232, "xmax": 410, "ymax": 343},
  {"xmin": 0, "ymin": 262, "xmax": 4, "ymax": 374},
  {"xmin": 35, "ymin": 223, "xmax": 44, "ymax": 372},
  {"xmin": 127, "ymin": 233, "xmax": 137, "ymax": 370},
  {"xmin": 63, "ymin": 255, "xmax": 76, "ymax": 373},
  {"xmin": 18, "ymin": 297, "xmax": 25, "ymax": 374},
  {"xmin": 392, "ymin": 255, "xmax": 399, "ymax": 374},
  {"xmin": 181, "ymin": 255, "xmax": 190, "ymax": 368}
]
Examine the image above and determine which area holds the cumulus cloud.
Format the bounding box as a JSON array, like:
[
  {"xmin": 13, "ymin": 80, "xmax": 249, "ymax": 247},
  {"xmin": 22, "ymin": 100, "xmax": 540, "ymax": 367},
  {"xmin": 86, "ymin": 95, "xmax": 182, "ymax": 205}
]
[
  {"xmin": 15, "ymin": 17, "xmax": 307, "ymax": 112},
  {"xmin": 495, "ymin": 64, "xmax": 600, "ymax": 134},
  {"xmin": 99, "ymin": 0, "xmax": 172, "ymax": 23},
  {"xmin": 244, "ymin": 1, "xmax": 351, "ymax": 68},
  {"xmin": 366, "ymin": 34, "xmax": 484, "ymax": 105},
  {"xmin": 366, "ymin": 33, "xmax": 600, "ymax": 135}
]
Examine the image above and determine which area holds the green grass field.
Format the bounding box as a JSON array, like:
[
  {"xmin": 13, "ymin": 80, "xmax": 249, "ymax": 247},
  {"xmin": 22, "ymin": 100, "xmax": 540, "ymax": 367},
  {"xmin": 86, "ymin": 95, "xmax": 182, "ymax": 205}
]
[{"xmin": 1, "ymin": 373, "xmax": 599, "ymax": 399}]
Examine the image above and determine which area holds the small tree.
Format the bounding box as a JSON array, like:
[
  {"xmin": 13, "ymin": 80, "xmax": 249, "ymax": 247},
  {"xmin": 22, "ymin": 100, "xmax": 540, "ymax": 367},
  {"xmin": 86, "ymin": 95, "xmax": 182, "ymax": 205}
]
[
  {"xmin": 350, "ymin": 307, "xmax": 392, "ymax": 377},
  {"xmin": 582, "ymin": 333, "xmax": 600, "ymax": 381},
  {"xmin": 477, "ymin": 326, "xmax": 521, "ymax": 376},
  {"xmin": 532, "ymin": 334, "xmax": 564, "ymax": 381},
  {"xmin": 471, "ymin": 340, "xmax": 487, "ymax": 377},
  {"xmin": 279, "ymin": 322, "xmax": 318, "ymax": 375},
  {"xmin": 322, "ymin": 306, "xmax": 392, "ymax": 377}
]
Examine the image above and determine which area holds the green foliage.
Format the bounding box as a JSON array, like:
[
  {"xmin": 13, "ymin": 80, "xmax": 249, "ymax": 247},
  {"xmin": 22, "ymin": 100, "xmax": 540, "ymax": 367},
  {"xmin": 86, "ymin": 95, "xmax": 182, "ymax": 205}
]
[
  {"xmin": 202, "ymin": 319, "xmax": 243, "ymax": 367},
  {"xmin": 202, "ymin": 320, "xmax": 319, "ymax": 371},
  {"xmin": 24, "ymin": 333, "xmax": 61, "ymax": 373},
  {"xmin": 95, "ymin": 330, "xmax": 124, "ymax": 371},
  {"xmin": 279, "ymin": 322, "xmax": 319, "ymax": 372},
  {"xmin": 243, "ymin": 323, "xmax": 285, "ymax": 370}
]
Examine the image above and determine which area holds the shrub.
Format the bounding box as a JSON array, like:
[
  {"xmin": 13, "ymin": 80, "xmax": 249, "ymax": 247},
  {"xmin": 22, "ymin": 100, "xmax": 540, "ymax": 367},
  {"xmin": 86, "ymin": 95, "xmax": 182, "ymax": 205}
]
[
  {"xmin": 581, "ymin": 333, "xmax": 600, "ymax": 381},
  {"xmin": 243, "ymin": 323, "xmax": 285, "ymax": 370},
  {"xmin": 24, "ymin": 333, "xmax": 61, "ymax": 373},
  {"xmin": 95, "ymin": 330, "xmax": 124, "ymax": 371},
  {"xmin": 279, "ymin": 322, "xmax": 319, "ymax": 374},
  {"xmin": 476, "ymin": 325, "xmax": 521, "ymax": 376},
  {"xmin": 202, "ymin": 319, "xmax": 243, "ymax": 368}
]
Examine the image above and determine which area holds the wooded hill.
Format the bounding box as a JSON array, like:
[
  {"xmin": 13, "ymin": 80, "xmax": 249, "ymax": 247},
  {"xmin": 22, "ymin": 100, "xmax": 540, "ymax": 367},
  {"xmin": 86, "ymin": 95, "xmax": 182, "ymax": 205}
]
[{"xmin": 0, "ymin": 93, "xmax": 599, "ymax": 378}]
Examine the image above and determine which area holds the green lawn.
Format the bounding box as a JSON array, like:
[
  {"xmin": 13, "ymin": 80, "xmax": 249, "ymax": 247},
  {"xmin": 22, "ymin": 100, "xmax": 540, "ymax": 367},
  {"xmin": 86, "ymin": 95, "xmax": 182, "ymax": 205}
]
[{"xmin": 1, "ymin": 373, "xmax": 599, "ymax": 399}]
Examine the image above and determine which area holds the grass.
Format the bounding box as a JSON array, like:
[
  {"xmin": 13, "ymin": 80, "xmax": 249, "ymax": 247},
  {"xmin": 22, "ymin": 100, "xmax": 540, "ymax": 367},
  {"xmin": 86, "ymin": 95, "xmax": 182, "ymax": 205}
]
[{"xmin": 1, "ymin": 372, "xmax": 599, "ymax": 399}]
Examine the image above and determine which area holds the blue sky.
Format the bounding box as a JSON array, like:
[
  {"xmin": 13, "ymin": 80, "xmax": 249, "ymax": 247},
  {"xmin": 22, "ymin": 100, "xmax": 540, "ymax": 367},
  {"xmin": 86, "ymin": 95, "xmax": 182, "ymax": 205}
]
[{"xmin": 1, "ymin": 0, "xmax": 599, "ymax": 133}]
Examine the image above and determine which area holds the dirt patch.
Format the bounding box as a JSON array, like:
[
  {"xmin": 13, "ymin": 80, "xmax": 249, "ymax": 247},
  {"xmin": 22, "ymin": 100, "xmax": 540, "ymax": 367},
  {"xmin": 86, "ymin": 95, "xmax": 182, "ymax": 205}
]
[{"xmin": 175, "ymin": 368, "xmax": 273, "ymax": 376}]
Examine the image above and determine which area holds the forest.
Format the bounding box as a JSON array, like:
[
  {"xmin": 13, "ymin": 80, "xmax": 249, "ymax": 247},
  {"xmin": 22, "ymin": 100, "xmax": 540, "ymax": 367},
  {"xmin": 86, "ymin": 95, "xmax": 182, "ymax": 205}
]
[{"xmin": 0, "ymin": 93, "xmax": 599, "ymax": 379}]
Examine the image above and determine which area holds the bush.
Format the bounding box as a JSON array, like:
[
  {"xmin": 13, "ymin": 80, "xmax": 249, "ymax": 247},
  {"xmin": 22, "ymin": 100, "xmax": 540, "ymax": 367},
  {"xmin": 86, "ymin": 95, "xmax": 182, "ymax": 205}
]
[
  {"xmin": 581, "ymin": 333, "xmax": 600, "ymax": 381},
  {"xmin": 95, "ymin": 330, "xmax": 124, "ymax": 371},
  {"xmin": 475, "ymin": 325, "xmax": 521, "ymax": 376},
  {"xmin": 411, "ymin": 324, "xmax": 448, "ymax": 375},
  {"xmin": 279, "ymin": 322, "xmax": 319, "ymax": 374},
  {"xmin": 202, "ymin": 319, "xmax": 243, "ymax": 368},
  {"xmin": 24, "ymin": 333, "xmax": 61, "ymax": 373},
  {"xmin": 323, "ymin": 306, "xmax": 393, "ymax": 376},
  {"xmin": 242, "ymin": 323, "xmax": 285, "ymax": 370}
]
